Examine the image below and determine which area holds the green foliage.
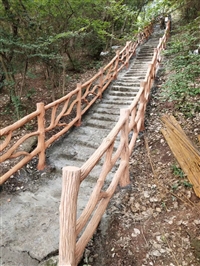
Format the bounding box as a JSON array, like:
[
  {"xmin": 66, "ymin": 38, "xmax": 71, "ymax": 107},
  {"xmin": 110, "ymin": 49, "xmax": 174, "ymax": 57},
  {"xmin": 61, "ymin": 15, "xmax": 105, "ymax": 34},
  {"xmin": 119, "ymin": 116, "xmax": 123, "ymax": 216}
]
[
  {"xmin": 26, "ymin": 88, "xmax": 36, "ymax": 100},
  {"xmin": 26, "ymin": 71, "xmax": 38, "ymax": 79},
  {"xmin": 182, "ymin": 180, "xmax": 193, "ymax": 188},
  {"xmin": 137, "ymin": 0, "xmax": 174, "ymax": 28},
  {"xmin": 11, "ymin": 94, "xmax": 23, "ymax": 120},
  {"xmin": 179, "ymin": 0, "xmax": 200, "ymax": 22},
  {"xmin": 171, "ymin": 164, "xmax": 193, "ymax": 190},
  {"xmin": 1, "ymin": 0, "xmax": 187, "ymax": 123},
  {"xmin": 161, "ymin": 16, "xmax": 200, "ymax": 117},
  {"xmin": 171, "ymin": 164, "xmax": 185, "ymax": 178}
]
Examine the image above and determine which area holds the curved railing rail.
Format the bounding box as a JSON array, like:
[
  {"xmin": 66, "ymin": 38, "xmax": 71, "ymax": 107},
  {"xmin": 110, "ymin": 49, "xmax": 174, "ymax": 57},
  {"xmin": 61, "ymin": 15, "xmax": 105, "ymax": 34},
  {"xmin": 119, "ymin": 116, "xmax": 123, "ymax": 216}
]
[
  {"xmin": 59, "ymin": 21, "xmax": 171, "ymax": 266},
  {"xmin": 0, "ymin": 24, "xmax": 154, "ymax": 185}
]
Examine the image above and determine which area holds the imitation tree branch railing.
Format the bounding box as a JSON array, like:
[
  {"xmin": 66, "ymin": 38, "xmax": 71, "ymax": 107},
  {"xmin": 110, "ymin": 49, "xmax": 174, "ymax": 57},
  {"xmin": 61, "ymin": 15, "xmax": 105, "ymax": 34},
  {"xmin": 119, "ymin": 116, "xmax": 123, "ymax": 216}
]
[
  {"xmin": 59, "ymin": 21, "xmax": 171, "ymax": 266},
  {"xmin": 0, "ymin": 23, "xmax": 153, "ymax": 185}
]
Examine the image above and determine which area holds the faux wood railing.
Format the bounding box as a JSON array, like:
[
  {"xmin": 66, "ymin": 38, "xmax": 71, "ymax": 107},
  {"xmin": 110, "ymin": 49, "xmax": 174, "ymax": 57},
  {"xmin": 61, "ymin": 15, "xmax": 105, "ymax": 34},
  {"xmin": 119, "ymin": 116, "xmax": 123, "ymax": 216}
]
[
  {"xmin": 59, "ymin": 21, "xmax": 171, "ymax": 266},
  {"xmin": 0, "ymin": 24, "xmax": 154, "ymax": 185}
]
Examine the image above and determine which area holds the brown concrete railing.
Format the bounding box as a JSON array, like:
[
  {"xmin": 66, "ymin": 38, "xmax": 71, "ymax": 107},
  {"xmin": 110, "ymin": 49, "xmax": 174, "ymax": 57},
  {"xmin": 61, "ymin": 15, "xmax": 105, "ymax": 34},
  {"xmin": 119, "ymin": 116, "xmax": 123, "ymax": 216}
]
[
  {"xmin": 59, "ymin": 21, "xmax": 171, "ymax": 266},
  {"xmin": 0, "ymin": 24, "xmax": 154, "ymax": 185}
]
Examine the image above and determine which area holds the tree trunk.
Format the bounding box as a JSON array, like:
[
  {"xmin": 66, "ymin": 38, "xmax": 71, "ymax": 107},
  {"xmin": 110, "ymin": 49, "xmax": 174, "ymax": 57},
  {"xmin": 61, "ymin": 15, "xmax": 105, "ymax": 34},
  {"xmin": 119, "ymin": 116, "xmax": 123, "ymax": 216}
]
[{"xmin": 20, "ymin": 58, "xmax": 28, "ymax": 97}]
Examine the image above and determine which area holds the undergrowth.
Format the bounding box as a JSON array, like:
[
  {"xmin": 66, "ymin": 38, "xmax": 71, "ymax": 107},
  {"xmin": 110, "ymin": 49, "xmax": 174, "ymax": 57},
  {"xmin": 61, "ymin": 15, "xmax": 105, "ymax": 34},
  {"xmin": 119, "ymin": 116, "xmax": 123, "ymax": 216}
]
[{"xmin": 161, "ymin": 16, "xmax": 200, "ymax": 117}]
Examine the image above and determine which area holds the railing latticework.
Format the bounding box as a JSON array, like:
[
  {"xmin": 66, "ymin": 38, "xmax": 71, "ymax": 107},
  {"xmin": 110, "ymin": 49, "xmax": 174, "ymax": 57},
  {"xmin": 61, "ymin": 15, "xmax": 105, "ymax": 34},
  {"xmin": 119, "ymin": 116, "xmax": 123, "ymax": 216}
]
[
  {"xmin": 0, "ymin": 24, "xmax": 154, "ymax": 185},
  {"xmin": 59, "ymin": 21, "xmax": 171, "ymax": 266}
]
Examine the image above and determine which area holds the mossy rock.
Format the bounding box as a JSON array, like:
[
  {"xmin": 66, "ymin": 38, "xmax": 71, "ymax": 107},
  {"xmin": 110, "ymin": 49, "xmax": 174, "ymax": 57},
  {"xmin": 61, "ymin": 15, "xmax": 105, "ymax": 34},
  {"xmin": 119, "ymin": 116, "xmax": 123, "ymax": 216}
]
[{"xmin": 19, "ymin": 136, "xmax": 37, "ymax": 153}]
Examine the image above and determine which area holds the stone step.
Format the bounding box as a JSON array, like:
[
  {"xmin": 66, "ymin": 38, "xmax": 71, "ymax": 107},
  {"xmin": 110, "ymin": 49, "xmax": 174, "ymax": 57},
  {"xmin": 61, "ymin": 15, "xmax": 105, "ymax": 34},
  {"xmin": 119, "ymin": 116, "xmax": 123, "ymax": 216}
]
[
  {"xmin": 52, "ymin": 157, "xmax": 84, "ymax": 172},
  {"xmin": 95, "ymin": 102, "xmax": 122, "ymax": 110},
  {"xmin": 105, "ymin": 95, "xmax": 136, "ymax": 102},
  {"xmin": 138, "ymin": 49, "xmax": 154, "ymax": 52},
  {"xmin": 128, "ymin": 68, "xmax": 148, "ymax": 72},
  {"xmin": 78, "ymin": 124, "xmax": 111, "ymax": 136},
  {"xmin": 103, "ymin": 96, "xmax": 133, "ymax": 103},
  {"xmin": 123, "ymin": 74, "xmax": 145, "ymax": 78},
  {"xmin": 134, "ymin": 60, "xmax": 152, "ymax": 64},
  {"xmin": 53, "ymin": 144, "xmax": 96, "ymax": 163},
  {"xmin": 114, "ymin": 81, "xmax": 141, "ymax": 86},
  {"xmin": 85, "ymin": 119, "xmax": 116, "ymax": 130},
  {"xmin": 91, "ymin": 112, "xmax": 119, "ymax": 122},
  {"xmin": 111, "ymin": 85, "xmax": 140, "ymax": 91},
  {"xmin": 73, "ymin": 137, "xmax": 100, "ymax": 149},
  {"xmin": 136, "ymin": 55, "xmax": 153, "ymax": 59},
  {"xmin": 98, "ymin": 101, "xmax": 130, "ymax": 109},
  {"xmin": 120, "ymin": 75, "xmax": 143, "ymax": 79},
  {"xmin": 94, "ymin": 107, "xmax": 120, "ymax": 115},
  {"xmin": 108, "ymin": 91, "xmax": 138, "ymax": 97}
]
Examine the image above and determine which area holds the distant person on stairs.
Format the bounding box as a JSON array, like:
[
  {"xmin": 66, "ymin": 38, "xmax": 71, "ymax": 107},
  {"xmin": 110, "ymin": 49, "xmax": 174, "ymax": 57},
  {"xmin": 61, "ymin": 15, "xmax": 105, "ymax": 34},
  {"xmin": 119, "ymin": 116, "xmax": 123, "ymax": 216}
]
[{"xmin": 160, "ymin": 16, "xmax": 166, "ymax": 30}]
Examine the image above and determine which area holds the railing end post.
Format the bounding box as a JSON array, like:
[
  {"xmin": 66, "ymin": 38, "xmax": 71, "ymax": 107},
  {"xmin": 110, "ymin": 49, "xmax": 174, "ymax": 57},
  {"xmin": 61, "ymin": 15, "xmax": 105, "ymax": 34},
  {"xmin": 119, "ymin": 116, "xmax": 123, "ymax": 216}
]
[{"xmin": 59, "ymin": 166, "xmax": 81, "ymax": 266}]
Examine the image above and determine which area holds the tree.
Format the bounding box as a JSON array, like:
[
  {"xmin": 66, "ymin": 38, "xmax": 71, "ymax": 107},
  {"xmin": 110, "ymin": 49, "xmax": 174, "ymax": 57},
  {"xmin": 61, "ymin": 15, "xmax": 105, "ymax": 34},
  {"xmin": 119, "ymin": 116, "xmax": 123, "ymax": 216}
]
[{"xmin": 1, "ymin": 0, "xmax": 178, "ymax": 120}]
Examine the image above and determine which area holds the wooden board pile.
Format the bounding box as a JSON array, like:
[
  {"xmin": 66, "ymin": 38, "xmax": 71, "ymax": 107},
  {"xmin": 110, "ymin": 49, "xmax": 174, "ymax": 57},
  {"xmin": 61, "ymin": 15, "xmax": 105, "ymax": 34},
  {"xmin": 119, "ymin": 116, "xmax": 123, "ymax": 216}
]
[{"xmin": 161, "ymin": 115, "xmax": 200, "ymax": 198}]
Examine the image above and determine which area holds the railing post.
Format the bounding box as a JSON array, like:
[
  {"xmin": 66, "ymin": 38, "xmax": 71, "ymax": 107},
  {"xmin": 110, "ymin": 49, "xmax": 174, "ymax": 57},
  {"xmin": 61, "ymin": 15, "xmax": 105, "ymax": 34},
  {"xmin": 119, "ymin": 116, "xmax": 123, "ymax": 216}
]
[
  {"xmin": 152, "ymin": 48, "xmax": 158, "ymax": 73},
  {"xmin": 139, "ymin": 83, "xmax": 147, "ymax": 131},
  {"xmin": 59, "ymin": 166, "xmax": 81, "ymax": 266},
  {"xmin": 98, "ymin": 68, "xmax": 103, "ymax": 98},
  {"xmin": 37, "ymin": 102, "xmax": 46, "ymax": 170},
  {"xmin": 75, "ymin": 83, "xmax": 82, "ymax": 126},
  {"xmin": 144, "ymin": 28, "xmax": 148, "ymax": 40},
  {"xmin": 119, "ymin": 108, "xmax": 130, "ymax": 187},
  {"xmin": 148, "ymin": 63, "xmax": 154, "ymax": 90},
  {"xmin": 113, "ymin": 50, "xmax": 120, "ymax": 79},
  {"xmin": 157, "ymin": 44, "xmax": 162, "ymax": 65},
  {"xmin": 125, "ymin": 41, "xmax": 130, "ymax": 69},
  {"xmin": 166, "ymin": 21, "xmax": 170, "ymax": 39}
]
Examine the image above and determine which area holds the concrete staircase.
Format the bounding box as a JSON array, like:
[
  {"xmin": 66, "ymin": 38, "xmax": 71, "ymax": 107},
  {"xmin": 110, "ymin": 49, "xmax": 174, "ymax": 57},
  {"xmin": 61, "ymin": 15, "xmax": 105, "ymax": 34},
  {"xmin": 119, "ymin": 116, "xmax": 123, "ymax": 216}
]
[
  {"xmin": 47, "ymin": 34, "xmax": 162, "ymax": 173},
  {"xmin": 0, "ymin": 26, "xmax": 164, "ymax": 266},
  {"xmin": 46, "ymin": 30, "xmax": 163, "ymax": 222}
]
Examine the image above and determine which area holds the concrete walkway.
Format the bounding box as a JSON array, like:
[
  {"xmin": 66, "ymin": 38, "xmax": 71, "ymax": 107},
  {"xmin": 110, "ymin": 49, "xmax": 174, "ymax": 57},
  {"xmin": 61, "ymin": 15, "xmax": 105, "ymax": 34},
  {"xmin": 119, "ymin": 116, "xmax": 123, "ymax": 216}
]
[{"xmin": 0, "ymin": 26, "xmax": 164, "ymax": 266}]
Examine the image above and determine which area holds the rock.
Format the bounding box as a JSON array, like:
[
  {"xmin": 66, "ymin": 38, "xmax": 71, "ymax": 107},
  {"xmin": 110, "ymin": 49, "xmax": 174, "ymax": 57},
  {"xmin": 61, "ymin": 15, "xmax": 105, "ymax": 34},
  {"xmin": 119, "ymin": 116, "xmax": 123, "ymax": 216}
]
[
  {"xmin": 156, "ymin": 235, "xmax": 162, "ymax": 242},
  {"xmin": 19, "ymin": 136, "xmax": 37, "ymax": 152},
  {"xmin": 165, "ymin": 216, "xmax": 175, "ymax": 224},
  {"xmin": 89, "ymin": 256, "xmax": 94, "ymax": 263},
  {"xmin": 150, "ymin": 250, "xmax": 161, "ymax": 257},
  {"xmin": 149, "ymin": 197, "xmax": 159, "ymax": 202},
  {"xmin": 135, "ymin": 202, "xmax": 140, "ymax": 209},
  {"xmin": 156, "ymin": 207, "xmax": 162, "ymax": 212},
  {"xmin": 144, "ymin": 191, "xmax": 150, "ymax": 198},
  {"xmin": 173, "ymin": 201, "xmax": 178, "ymax": 209},
  {"xmin": 131, "ymin": 228, "xmax": 140, "ymax": 237},
  {"xmin": 38, "ymin": 256, "xmax": 58, "ymax": 266}
]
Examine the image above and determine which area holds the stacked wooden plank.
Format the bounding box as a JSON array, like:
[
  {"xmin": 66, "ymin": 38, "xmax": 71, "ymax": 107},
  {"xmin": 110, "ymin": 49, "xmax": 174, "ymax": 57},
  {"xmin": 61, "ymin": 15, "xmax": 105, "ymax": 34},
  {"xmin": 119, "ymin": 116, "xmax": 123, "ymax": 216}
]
[{"xmin": 161, "ymin": 115, "xmax": 200, "ymax": 197}]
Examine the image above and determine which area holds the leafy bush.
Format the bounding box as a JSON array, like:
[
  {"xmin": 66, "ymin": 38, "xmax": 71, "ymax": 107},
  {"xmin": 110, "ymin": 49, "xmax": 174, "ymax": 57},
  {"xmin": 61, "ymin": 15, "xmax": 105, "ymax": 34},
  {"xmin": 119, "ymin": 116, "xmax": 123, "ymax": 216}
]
[{"xmin": 161, "ymin": 17, "xmax": 200, "ymax": 117}]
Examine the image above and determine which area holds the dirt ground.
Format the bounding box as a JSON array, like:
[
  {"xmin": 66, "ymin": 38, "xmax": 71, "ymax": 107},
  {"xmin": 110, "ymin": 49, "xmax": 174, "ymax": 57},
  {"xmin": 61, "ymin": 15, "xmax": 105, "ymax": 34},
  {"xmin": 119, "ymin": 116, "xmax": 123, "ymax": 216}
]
[{"xmin": 80, "ymin": 68, "xmax": 200, "ymax": 266}]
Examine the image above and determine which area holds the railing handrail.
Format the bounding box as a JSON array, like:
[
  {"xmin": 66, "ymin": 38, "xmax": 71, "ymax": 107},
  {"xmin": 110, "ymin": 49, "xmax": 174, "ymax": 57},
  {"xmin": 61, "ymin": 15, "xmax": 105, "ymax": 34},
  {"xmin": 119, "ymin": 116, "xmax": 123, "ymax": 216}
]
[
  {"xmin": 59, "ymin": 21, "xmax": 171, "ymax": 266},
  {"xmin": 0, "ymin": 23, "xmax": 154, "ymax": 185}
]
